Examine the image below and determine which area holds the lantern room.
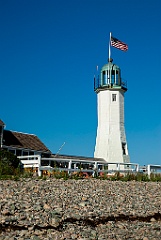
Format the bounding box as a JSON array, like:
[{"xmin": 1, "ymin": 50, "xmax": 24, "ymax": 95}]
[{"xmin": 94, "ymin": 58, "xmax": 127, "ymax": 92}]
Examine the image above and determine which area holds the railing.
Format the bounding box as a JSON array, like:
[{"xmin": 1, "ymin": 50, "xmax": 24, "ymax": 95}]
[
  {"xmin": 18, "ymin": 155, "xmax": 41, "ymax": 175},
  {"xmin": 18, "ymin": 155, "xmax": 139, "ymax": 177},
  {"xmin": 94, "ymin": 76, "xmax": 127, "ymax": 91},
  {"xmin": 147, "ymin": 165, "xmax": 161, "ymax": 178},
  {"xmin": 17, "ymin": 155, "xmax": 161, "ymax": 179}
]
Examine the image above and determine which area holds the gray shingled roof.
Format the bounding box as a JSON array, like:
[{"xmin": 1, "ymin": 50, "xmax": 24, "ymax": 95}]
[{"xmin": 3, "ymin": 130, "xmax": 51, "ymax": 153}]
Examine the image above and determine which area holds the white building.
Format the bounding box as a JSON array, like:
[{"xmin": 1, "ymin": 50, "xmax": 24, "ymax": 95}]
[{"xmin": 94, "ymin": 58, "xmax": 130, "ymax": 167}]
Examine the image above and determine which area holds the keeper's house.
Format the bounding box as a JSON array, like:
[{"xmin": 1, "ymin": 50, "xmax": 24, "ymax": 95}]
[{"xmin": 0, "ymin": 119, "xmax": 51, "ymax": 157}]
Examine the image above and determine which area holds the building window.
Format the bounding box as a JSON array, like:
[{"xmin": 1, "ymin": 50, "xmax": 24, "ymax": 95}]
[
  {"xmin": 23, "ymin": 151, "xmax": 29, "ymax": 156},
  {"xmin": 16, "ymin": 150, "xmax": 22, "ymax": 156},
  {"xmin": 112, "ymin": 94, "xmax": 117, "ymax": 102},
  {"xmin": 29, "ymin": 151, "xmax": 34, "ymax": 156}
]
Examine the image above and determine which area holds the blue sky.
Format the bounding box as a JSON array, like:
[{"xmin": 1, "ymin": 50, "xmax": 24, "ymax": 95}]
[{"xmin": 0, "ymin": 0, "xmax": 161, "ymax": 166}]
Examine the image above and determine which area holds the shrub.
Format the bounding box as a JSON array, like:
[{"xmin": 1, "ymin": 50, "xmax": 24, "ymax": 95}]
[
  {"xmin": 150, "ymin": 173, "xmax": 161, "ymax": 182},
  {"xmin": 123, "ymin": 172, "xmax": 136, "ymax": 181},
  {"xmin": 51, "ymin": 170, "xmax": 69, "ymax": 180},
  {"xmin": 0, "ymin": 150, "xmax": 20, "ymax": 175}
]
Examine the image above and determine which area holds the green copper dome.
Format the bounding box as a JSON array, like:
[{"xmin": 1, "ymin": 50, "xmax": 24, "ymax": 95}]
[{"xmin": 101, "ymin": 61, "xmax": 120, "ymax": 72}]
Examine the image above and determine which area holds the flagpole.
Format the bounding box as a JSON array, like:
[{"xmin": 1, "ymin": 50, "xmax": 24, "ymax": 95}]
[
  {"xmin": 108, "ymin": 32, "xmax": 111, "ymax": 84},
  {"xmin": 108, "ymin": 32, "xmax": 111, "ymax": 62}
]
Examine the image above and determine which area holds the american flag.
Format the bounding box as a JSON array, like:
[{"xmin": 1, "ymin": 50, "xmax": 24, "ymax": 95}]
[{"xmin": 111, "ymin": 36, "xmax": 128, "ymax": 51}]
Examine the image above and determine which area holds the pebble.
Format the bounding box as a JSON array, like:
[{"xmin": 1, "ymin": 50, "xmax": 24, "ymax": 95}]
[{"xmin": 0, "ymin": 179, "xmax": 161, "ymax": 239}]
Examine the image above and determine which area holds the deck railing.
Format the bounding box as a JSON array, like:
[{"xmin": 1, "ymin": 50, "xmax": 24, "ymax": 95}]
[
  {"xmin": 18, "ymin": 155, "xmax": 161, "ymax": 179},
  {"xmin": 18, "ymin": 155, "xmax": 140, "ymax": 177},
  {"xmin": 147, "ymin": 165, "xmax": 161, "ymax": 178}
]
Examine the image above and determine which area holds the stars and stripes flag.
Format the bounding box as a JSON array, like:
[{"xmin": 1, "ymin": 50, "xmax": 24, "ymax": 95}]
[{"xmin": 110, "ymin": 36, "xmax": 128, "ymax": 51}]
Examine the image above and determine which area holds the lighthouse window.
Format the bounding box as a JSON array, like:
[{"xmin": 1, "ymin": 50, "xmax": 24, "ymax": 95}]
[
  {"xmin": 122, "ymin": 143, "xmax": 126, "ymax": 155},
  {"xmin": 103, "ymin": 71, "xmax": 107, "ymax": 85},
  {"xmin": 112, "ymin": 94, "xmax": 117, "ymax": 102}
]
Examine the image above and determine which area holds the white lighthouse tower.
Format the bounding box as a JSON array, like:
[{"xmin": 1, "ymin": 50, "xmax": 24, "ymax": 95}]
[{"xmin": 94, "ymin": 58, "xmax": 130, "ymax": 166}]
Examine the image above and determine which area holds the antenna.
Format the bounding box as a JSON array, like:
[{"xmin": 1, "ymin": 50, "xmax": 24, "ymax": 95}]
[
  {"xmin": 49, "ymin": 142, "xmax": 66, "ymax": 166},
  {"xmin": 54, "ymin": 142, "xmax": 66, "ymax": 158}
]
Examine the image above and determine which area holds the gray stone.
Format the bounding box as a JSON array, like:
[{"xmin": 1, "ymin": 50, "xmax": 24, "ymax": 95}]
[{"xmin": 0, "ymin": 179, "xmax": 161, "ymax": 239}]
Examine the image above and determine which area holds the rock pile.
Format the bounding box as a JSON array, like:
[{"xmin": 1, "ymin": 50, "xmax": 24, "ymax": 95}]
[{"xmin": 0, "ymin": 179, "xmax": 161, "ymax": 239}]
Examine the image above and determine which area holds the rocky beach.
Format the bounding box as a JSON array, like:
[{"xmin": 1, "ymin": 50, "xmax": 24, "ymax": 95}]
[{"xmin": 0, "ymin": 178, "xmax": 161, "ymax": 239}]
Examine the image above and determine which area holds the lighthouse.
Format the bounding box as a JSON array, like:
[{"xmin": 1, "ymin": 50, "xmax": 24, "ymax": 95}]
[{"xmin": 94, "ymin": 57, "xmax": 130, "ymax": 167}]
